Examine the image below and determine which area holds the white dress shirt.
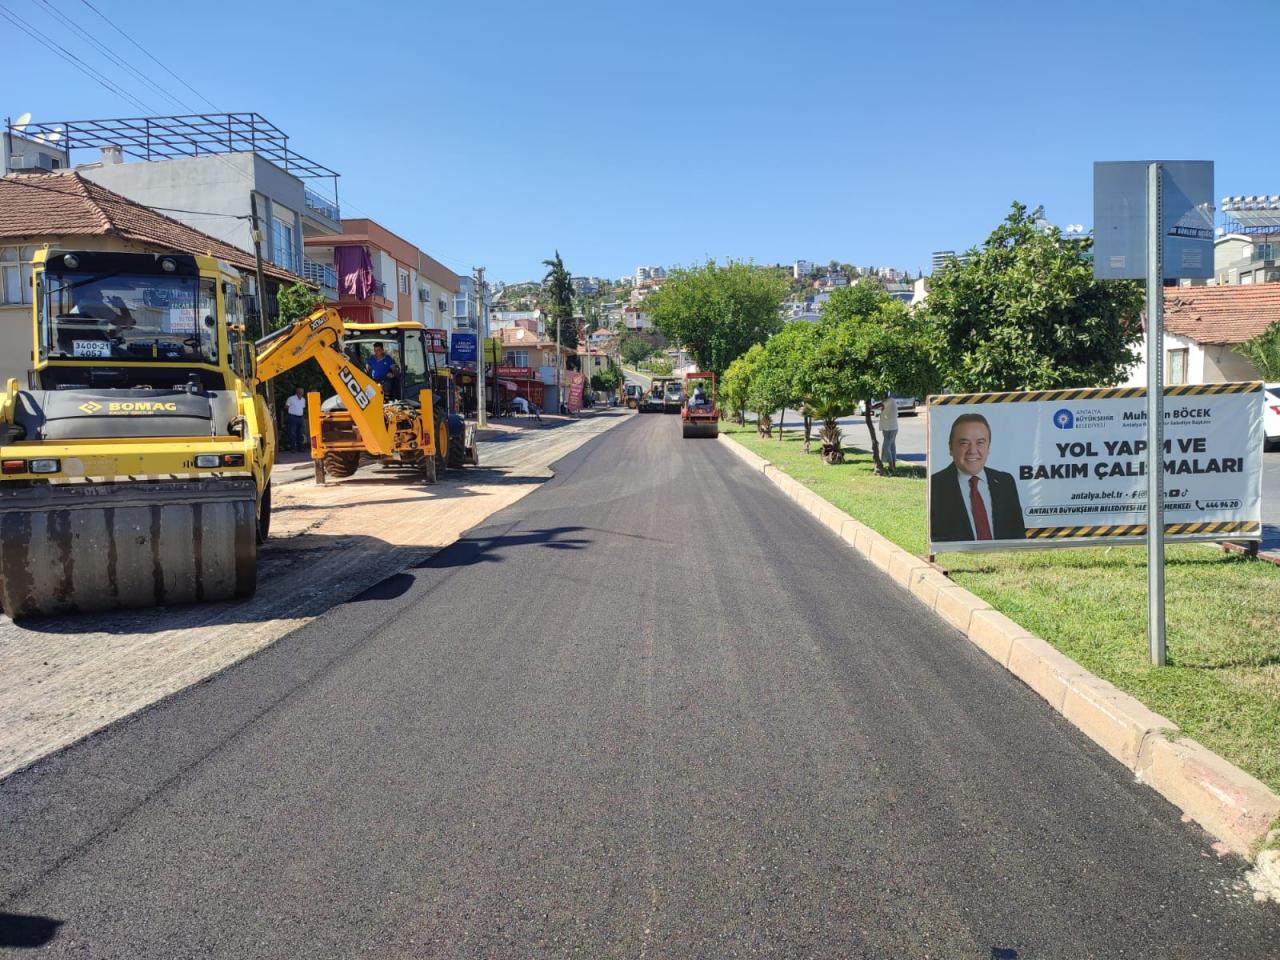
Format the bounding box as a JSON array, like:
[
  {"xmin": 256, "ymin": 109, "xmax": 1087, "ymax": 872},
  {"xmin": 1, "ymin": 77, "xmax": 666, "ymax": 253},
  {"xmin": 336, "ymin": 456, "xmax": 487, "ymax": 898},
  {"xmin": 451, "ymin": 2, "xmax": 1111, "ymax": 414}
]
[
  {"xmin": 285, "ymin": 394, "xmax": 307, "ymax": 417},
  {"xmin": 956, "ymin": 468, "xmax": 993, "ymax": 538}
]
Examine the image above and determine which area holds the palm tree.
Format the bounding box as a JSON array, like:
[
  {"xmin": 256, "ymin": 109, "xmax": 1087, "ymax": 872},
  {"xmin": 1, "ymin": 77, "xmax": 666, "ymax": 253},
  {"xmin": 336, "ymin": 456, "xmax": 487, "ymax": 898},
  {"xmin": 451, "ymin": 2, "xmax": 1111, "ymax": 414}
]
[
  {"xmin": 541, "ymin": 251, "xmax": 577, "ymax": 350},
  {"xmin": 1237, "ymin": 322, "xmax": 1280, "ymax": 381}
]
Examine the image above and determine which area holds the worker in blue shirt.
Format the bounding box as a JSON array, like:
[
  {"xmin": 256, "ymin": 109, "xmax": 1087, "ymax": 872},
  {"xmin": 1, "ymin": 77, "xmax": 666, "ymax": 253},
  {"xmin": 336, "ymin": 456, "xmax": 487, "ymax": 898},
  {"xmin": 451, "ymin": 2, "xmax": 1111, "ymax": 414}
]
[{"xmin": 367, "ymin": 342, "xmax": 399, "ymax": 395}]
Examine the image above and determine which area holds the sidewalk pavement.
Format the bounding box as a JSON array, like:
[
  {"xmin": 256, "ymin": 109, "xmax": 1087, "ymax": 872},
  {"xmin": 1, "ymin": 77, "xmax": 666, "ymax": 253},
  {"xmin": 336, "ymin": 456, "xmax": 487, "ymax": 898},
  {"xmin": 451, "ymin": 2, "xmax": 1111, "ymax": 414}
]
[{"xmin": 0, "ymin": 410, "xmax": 629, "ymax": 781}]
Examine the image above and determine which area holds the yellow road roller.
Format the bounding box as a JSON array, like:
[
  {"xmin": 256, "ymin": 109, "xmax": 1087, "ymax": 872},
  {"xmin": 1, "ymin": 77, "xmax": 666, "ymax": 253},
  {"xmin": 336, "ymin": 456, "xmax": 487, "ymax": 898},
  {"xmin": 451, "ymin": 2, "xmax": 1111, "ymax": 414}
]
[{"xmin": 0, "ymin": 249, "xmax": 273, "ymax": 620}]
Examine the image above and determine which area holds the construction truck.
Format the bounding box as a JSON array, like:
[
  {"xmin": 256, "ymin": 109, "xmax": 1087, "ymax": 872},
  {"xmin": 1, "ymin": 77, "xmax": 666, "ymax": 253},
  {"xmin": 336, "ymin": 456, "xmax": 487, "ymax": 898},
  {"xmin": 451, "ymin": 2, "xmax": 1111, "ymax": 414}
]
[
  {"xmin": 256, "ymin": 311, "xmax": 475, "ymax": 484},
  {"xmin": 0, "ymin": 249, "xmax": 272, "ymax": 619}
]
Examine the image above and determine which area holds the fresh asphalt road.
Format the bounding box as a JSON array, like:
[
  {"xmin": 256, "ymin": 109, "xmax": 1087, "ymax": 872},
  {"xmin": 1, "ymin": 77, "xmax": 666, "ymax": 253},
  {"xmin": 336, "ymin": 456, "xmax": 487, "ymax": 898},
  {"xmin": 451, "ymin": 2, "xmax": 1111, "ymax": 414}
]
[{"xmin": 2, "ymin": 413, "xmax": 1277, "ymax": 958}]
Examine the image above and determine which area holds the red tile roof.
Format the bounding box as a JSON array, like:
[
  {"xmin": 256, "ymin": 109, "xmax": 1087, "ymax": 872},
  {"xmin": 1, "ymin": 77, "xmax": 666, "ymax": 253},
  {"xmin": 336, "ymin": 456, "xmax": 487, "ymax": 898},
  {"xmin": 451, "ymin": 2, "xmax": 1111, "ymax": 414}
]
[
  {"xmin": 1163, "ymin": 285, "xmax": 1280, "ymax": 344},
  {"xmin": 0, "ymin": 172, "xmax": 302, "ymax": 283}
]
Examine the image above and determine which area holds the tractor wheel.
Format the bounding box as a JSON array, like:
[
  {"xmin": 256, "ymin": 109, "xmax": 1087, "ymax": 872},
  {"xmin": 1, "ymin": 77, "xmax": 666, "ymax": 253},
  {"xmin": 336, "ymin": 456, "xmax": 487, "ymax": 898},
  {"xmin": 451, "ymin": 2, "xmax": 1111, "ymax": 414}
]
[
  {"xmin": 447, "ymin": 431, "xmax": 465, "ymax": 469},
  {"xmin": 256, "ymin": 481, "xmax": 272, "ymax": 544},
  {"xmin": 433, "ymin": 405, "xmax": 449, "ymax": 476},
  {"xmin": 323, "ymin": 450, "xmax": 360, "ymax": 478}
]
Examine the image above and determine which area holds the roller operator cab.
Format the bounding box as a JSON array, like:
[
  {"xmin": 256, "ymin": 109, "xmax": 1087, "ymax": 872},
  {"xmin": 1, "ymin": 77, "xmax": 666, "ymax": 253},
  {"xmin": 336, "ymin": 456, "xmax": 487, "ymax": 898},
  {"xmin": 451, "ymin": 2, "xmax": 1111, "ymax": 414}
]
[{"xmin": 0, "ymin": 249, "xmax": 272, "ymax": 620}]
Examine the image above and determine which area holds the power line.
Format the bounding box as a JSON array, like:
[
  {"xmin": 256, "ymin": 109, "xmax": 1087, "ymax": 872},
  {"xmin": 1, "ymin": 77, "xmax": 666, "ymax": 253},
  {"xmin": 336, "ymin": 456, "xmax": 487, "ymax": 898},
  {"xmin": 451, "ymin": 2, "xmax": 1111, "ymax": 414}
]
[
  {"xmin": 36, "ymin": 0, "xmax": 196, "ymax": 115},
  {"xmin": 0, "ymin": 3, "xmax": 155, "ymax": 114},
  {"xmin": 76, "ymin": 0, "xmax": 221, "ymax": 112}
]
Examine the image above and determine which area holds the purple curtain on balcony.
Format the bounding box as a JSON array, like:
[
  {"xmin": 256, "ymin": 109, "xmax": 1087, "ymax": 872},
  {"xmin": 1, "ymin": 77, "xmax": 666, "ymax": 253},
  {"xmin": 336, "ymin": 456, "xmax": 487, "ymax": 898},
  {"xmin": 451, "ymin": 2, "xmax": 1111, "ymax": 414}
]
[{"xmin": 335, "ymin": 245, "xmax": 374, "ymax": 300}]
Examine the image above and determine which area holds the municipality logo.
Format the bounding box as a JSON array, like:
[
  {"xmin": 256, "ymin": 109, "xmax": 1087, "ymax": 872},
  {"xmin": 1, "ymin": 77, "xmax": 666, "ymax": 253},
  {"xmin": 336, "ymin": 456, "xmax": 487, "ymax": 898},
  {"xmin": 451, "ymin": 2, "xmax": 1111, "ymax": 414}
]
[
  {"xmin": 1053, "ymin": 408, "xmax": 1074, "ymax": 429},
  {"xmin": 78, "ymin": 401, "xmax": 102, "ymax": 414}
]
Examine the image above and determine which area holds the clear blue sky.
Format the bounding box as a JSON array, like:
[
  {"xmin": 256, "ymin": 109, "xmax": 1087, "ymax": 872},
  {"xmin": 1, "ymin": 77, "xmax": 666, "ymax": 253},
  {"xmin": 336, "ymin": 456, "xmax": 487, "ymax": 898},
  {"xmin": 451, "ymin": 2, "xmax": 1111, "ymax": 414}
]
[{"xmin": 5, "ymin": 0, "xmax": 1278, "ymax": 283}]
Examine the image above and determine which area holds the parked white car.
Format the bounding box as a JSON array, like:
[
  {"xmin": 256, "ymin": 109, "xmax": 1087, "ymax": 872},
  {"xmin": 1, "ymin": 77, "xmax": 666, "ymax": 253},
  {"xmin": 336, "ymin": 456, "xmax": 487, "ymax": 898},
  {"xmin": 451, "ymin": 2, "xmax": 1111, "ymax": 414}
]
[
  {"xmin": 857, "ymin": 396, "xmax": 919, "ymax": 416},
  {"xmin": 1265, "ymin": 383, "xmax": 1280, "ymax": 452}
]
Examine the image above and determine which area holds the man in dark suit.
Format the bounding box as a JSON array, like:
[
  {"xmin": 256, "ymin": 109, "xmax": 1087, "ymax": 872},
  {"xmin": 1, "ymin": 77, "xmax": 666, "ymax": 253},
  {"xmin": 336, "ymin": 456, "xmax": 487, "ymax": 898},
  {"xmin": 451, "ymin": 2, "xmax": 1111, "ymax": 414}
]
[{"xmin": 930, "ymin": 413, "xmax": 1026, "ymax": 543}]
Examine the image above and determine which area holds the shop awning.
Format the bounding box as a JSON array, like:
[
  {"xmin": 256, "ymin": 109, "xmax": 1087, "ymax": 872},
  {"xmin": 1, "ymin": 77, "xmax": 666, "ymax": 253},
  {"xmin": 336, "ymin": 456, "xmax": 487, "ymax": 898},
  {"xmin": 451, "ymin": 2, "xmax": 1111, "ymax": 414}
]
[{"xmin": 498, "ymin": 379, "xmax": 518, "ymax": 392}]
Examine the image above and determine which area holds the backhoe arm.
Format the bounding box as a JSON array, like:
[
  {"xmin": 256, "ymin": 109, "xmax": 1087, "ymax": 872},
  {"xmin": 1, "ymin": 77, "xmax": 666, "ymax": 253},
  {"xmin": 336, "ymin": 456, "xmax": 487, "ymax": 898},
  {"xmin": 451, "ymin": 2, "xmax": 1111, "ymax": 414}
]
[{"xmin": 254, "ymin": 307, "xmax": 394, "ymax": 456}]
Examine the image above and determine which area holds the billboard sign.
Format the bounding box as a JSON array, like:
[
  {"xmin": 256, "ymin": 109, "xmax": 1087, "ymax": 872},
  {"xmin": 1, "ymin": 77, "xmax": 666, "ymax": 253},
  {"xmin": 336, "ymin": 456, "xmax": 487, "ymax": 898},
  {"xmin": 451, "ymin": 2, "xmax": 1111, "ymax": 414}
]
[
  {"xmin": 450, "ymin": 332, "xmax": 477, "ymax": 364},
  {"xmin": 1093, "ymin": 161, "xmax": 1214, "ymax": 280},
  {"xmin": 926, "ymin": 383, "xmax": 1263, "ymax": 552},
  {"xmin": 496, "ymin": 365, "xmax": 534, "ymax": 379}
]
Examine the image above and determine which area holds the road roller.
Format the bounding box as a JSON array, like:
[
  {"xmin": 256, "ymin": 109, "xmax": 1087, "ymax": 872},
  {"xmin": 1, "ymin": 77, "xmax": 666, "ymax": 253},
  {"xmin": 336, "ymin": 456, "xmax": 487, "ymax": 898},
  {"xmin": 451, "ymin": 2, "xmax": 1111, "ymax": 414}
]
[
  {"xmin": 0, "ymin": 249, "xmax": 273, "ymax": 620},
  {"xmin": 681, "ymin": 371, "xmax": 719, "ymax": 438}
]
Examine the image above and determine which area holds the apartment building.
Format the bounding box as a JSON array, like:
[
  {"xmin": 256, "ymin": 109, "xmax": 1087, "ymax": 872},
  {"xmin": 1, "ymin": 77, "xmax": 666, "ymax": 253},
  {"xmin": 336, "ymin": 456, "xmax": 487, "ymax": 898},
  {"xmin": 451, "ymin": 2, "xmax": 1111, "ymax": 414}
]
[
  {"xmin": 18, "ymin": 114, "xmax": 344, "ymax": 321},
  {"xmin": 305, "ymin": 218, "xmax": 459, "ymax": 329}
]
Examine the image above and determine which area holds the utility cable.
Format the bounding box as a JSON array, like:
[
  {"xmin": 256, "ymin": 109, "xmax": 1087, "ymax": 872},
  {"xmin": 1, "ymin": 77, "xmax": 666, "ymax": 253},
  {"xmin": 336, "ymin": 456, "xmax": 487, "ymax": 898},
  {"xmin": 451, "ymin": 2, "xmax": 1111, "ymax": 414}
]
[
  {"xmin": 0, "ymin": 3, "xmax": 155, "ymax": 114},
  {"xmin": 36, "ymin": 0, "xmax": 196, "ymax": 115},
  {"xmin": 76, "ymin": 0, "xmax": 221, "ymax": 112}
]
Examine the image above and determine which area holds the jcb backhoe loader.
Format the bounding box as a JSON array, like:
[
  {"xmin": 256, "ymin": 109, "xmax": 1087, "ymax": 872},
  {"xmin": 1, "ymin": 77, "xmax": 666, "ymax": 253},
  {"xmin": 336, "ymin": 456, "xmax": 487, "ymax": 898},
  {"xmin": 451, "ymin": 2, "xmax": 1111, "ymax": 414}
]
[
  {"xmin": 256, "ymin": 309, "xmax": 471, "ymax": 484},
  {"xmin": 0, "ymin": 249, "xmax": 272, "ymax": 620}
]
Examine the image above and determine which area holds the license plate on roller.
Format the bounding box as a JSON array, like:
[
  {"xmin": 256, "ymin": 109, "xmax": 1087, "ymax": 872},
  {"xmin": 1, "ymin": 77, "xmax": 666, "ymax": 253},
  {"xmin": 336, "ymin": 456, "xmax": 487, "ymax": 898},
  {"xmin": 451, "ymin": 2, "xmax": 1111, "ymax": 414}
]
[{"xmin": 72, "ymin": 340, "xmax": 110, "ymax": 358}]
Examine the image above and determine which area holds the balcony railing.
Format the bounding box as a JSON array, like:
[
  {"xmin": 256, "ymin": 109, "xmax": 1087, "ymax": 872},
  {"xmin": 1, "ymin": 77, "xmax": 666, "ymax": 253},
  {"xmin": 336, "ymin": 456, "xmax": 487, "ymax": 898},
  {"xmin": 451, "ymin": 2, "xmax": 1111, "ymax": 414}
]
[
  {"xmin": 304, "ymin": 187, "xmax": 340, "ymax": 222},
  {"xmin": 303, "ymin": 258, "xmax": 338, "ymax": 290}
]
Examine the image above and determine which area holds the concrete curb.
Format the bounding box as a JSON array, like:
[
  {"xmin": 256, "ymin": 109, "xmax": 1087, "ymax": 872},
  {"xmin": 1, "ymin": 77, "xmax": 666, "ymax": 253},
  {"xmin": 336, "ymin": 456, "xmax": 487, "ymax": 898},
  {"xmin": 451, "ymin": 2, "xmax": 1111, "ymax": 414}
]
[{"xmin": 718, "ymin": 431, "xmax": 1280, "ymax": 862}]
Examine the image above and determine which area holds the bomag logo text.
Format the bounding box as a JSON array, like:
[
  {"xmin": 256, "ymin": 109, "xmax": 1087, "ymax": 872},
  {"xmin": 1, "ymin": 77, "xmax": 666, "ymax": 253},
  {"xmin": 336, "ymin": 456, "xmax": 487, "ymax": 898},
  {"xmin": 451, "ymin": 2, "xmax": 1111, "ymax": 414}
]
[{"xmin": 106, "ymin": 401, "xmax": 178, "ymax": 413}]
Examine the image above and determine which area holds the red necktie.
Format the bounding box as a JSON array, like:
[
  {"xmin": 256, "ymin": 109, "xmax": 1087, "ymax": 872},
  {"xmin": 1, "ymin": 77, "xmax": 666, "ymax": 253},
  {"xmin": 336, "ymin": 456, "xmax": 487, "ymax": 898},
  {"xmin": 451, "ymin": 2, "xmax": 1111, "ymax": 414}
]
[{"xmin": 969, "ymin": 475, "xmax": 993, "ymax": 540}]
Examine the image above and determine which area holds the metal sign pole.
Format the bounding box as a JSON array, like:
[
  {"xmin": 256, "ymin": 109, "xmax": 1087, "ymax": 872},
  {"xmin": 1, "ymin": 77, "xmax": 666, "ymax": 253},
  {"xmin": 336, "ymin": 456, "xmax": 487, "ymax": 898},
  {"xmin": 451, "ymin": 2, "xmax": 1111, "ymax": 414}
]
[
  {"xmin": 474, "ymin": 267, "xmax": 488, "ymax": 428},
  {"xmin": 1145, "ymin": 162, "xmax": 1166, "ymax": 666}
]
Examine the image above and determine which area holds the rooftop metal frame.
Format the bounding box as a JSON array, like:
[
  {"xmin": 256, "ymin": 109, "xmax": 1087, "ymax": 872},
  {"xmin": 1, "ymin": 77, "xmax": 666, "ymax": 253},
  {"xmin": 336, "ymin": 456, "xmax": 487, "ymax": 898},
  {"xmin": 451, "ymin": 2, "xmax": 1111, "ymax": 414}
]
[{"xmin": 6, "ymin": 112, "xmax": 339, "ymax": 180}]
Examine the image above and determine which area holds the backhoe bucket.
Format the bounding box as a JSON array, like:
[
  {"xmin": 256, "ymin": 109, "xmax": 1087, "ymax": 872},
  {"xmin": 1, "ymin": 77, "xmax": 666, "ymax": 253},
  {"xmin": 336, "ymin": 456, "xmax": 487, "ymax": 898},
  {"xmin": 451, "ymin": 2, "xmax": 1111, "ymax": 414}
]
[{"xmin": 0, "ymin": 479, "xmax": 257, "ymax": 620}]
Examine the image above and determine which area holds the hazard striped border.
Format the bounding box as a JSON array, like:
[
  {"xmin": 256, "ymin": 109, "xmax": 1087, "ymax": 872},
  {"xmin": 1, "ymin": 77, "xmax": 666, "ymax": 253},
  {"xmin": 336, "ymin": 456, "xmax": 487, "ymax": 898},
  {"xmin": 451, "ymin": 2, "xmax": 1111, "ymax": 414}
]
[
  {"xmin": 930, "ymin": 381, "xmax": 1262, "ymax": 406},
  {"xmin": 1024, "ymin": 520, "xmax": 1261, "ymax": 540}
]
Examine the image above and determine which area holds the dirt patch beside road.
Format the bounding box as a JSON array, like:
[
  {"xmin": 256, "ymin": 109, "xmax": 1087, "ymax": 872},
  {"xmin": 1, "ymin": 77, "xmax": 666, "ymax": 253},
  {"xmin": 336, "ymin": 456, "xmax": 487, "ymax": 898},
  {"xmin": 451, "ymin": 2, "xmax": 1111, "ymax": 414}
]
[{"xmin": 0, "ymin": 411, "xmax": 626, "ymax": 780}]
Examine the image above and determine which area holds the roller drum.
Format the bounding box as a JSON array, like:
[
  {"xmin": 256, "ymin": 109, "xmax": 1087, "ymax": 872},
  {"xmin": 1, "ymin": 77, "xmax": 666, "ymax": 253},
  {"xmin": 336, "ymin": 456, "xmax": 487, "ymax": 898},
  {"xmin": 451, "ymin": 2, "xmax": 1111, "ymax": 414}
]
[{"xmin": 0, "ymin": 479, "xmax": 257, "ymax": 620}]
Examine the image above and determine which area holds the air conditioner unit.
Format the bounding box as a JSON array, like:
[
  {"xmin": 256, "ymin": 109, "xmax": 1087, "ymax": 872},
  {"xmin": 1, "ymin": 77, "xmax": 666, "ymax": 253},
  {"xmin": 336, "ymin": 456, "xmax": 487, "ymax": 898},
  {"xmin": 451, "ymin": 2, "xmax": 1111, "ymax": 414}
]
[
  {"xmin": 438, "ymin": 298, "xmax": 447, "ymax": 313},
  {"xmin": 417, "ymin": 288, "xmax": 429, "ymax": 302}
]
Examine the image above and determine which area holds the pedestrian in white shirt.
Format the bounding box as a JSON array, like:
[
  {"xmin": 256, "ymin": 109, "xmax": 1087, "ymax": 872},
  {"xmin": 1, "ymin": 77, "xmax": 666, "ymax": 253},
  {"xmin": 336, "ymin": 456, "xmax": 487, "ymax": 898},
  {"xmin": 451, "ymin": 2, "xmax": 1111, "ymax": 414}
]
[
  {"xmin": 284, "ymin": 388, "xmax": 307, "ymax": 452},
  {"xmin": 876, "ymin": 399, "xmax": 899, "ymax": 471}
]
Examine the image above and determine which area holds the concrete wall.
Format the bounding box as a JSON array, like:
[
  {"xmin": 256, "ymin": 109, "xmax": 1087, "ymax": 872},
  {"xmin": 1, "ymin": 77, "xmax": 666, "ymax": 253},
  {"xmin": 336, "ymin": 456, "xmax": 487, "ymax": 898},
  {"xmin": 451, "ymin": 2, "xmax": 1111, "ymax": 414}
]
[
  {"xmin": 81, "ymin": 153, "xmax": 306, "ymax": 274},
  {"xmin": 0, "ymin": 303, "xmax": 31, "ymax": 384},
  {"xmin": 1202, "ymin": 343, "xmax": 1260, "ymax": 382},
  {"xmin": 1125, "ymin": 331, "xmax": 1260, "ymax": 387}
]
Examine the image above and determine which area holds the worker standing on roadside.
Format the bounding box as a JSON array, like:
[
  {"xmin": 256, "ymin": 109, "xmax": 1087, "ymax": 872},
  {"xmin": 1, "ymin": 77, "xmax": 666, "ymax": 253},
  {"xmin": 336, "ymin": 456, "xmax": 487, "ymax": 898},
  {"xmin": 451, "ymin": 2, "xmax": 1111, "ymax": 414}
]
[
  {"xmin": 284, "ymin": 387, "xmax": 307, "ymax": 452},
  {"xmin": 875, "ymin": 398, "xmax": 899, "ymax": 472}
]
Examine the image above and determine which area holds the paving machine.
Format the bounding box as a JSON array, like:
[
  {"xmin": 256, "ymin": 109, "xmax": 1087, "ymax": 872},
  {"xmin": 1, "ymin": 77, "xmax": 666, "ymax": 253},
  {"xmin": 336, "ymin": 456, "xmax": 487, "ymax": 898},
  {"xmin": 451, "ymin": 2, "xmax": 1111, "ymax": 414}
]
[
  {"xmin": 681, "ymin": 372, "xmax": 719, "ymax": 438},
  {"xmin": 0, "ymin": 249, "xmax": 272, "ymax": 619}
]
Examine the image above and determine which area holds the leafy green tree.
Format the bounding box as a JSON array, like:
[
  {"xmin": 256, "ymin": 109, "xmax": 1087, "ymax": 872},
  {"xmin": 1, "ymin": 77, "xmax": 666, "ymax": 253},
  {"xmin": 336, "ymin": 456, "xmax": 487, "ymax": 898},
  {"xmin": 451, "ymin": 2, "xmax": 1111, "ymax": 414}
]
[
  {"xmin": 813, "ymin": 287, "xmax": 934, "ymax": 470},
  {"xmin": 756, "ymin": 321, "xmax": 820, "ymax": 444},
  {"xmin": 1236, "ymin": 322, "xmax": 1280, "ymax": 381},
  {"xmin": 541, "ymin": 251, "xmax": 578, "ymax": 350},
  {"xmin": 922, "ymin": 202, "xmax": 1143, "ymax": 392},
  {"xmin": 720, "ymin": 345, "xmax": 760, "ymax": 426},
  {"xmin": 642, "ymin": 260, "xmax": 786, "ymax": 376},
  {"xmin": 649, "ymin": 358, "xmax": 673, "ymax": 377},
  {"xmin": 619, "ymin": 330, "xmax": 654, "ymax": 366},
  {"xmin": 746, "ymin": 342, "xmax": 794, "ymax": 439},
  {"xmin": 268, "ymin": 282, "xmax": 328, "ymax": 412}
]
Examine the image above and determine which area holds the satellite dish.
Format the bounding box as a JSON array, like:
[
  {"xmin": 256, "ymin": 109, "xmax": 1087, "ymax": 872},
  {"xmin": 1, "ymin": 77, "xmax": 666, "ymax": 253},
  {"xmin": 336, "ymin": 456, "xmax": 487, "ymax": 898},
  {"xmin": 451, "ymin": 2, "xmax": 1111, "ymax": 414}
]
[
  {"xmin": 48, "ymin": 125, "xmax": 63, "ymax": 143},
  {"xmin": 13, "ymin": 111, "xmax": 31, "ymax": 132}
]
